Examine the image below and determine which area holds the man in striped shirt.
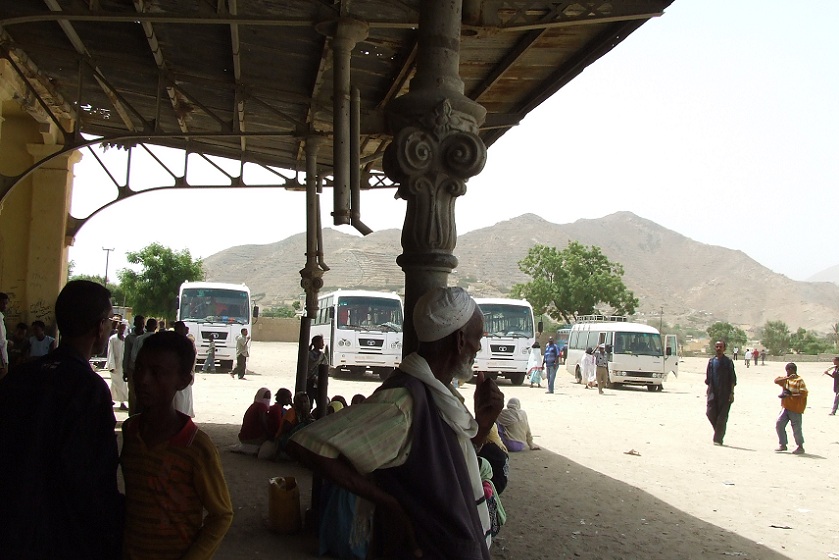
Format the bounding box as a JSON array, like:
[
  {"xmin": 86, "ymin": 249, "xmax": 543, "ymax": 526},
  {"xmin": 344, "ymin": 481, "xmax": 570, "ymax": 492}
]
[{"xmin": 290, "ymin": 287, "xmax": 504, "ymax": 559}]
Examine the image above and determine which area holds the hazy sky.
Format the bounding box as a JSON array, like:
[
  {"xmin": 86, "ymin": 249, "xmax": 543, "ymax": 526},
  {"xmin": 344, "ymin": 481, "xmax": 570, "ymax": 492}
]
[{"xmin": 68, "ymin": 1, "xmax": 839, "ymax": 283}]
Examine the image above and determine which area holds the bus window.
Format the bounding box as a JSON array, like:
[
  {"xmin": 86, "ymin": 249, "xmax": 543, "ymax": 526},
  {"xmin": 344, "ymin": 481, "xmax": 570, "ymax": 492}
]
[{"xmin": 569, "ymin": 330, "xmax": 579, "ymax": 349}]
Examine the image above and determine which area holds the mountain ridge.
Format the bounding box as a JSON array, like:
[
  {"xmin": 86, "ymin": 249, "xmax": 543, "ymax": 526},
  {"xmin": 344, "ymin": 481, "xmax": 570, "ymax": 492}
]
[{"xmin": 203, "ymin": 212, "xmax": 839, "ymax": 334}]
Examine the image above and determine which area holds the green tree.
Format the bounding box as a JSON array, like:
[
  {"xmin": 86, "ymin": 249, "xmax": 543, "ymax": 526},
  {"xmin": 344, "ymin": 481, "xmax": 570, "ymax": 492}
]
[
  {"xmin": 761, "ymin": 320, "xmax": 790, "ymax": 355},
  {"xmin": 789, "ymin": 327, "xmax": 832, "ymax": 355},
  {"xmin": 511, "ymin": 242, "xmax": 638, "ymax": 323},
  {"xmin": 68, "ymin": 273, "xmax": 126, "ymax": 307},
  {"xmin": 118, "ymin": 243, "xmax": 203, "ymax": 321},
  {"xmin": 706, "ymin": 321, "xmax": 747, "ymax": 350}
]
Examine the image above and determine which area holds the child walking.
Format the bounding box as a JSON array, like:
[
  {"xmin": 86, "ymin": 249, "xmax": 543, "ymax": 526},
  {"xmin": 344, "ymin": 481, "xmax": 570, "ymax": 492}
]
[{"xmin": 121, "ymin": 331, "xmax": 233, "ymax": 559}]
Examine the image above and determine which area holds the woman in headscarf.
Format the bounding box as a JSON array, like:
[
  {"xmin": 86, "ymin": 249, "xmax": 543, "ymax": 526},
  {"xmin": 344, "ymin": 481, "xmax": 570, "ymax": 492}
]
[
  {"xmin": 496, "ymin": 397, "xmax": 540, "ymax": 452},
  {"xmin": 238, "ymin": 387, "xmax": 272, "ymax": 445}
]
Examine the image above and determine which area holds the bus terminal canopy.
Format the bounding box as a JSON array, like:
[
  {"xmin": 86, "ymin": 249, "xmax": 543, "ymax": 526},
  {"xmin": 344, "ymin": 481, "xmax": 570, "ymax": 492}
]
[{"xmin": 0, "ymin": 0, "xmax": 674, "ymax": 191}]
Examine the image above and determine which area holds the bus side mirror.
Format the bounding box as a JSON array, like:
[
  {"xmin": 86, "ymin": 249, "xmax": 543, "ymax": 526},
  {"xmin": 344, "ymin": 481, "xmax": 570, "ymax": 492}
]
[
  {"xmin": 253, "ymin": 306, "xmax": 259, "ymax": 318},
  {"xmin": 174, "ymin": 297, "xmax": 180, "ymax": 310},
  {"xmin": 537, "ymin": 320, "xmax": 543, "ymax": 334},
  {"xmin": 666, "ymin": 346, "xmax": 672, "ymax": 356}
]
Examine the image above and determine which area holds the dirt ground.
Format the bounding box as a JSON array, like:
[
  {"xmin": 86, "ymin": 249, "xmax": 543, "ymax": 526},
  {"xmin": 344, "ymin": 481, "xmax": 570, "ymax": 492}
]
[{"xmin": 108, "ymin": 342, "xmax": 839, "ymax": 559}]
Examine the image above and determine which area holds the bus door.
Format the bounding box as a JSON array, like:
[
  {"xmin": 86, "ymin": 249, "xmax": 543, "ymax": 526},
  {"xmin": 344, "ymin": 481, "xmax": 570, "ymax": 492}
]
[{"xmin": 664, "ymin": 334, "xmax": 679, "ymax": 377}]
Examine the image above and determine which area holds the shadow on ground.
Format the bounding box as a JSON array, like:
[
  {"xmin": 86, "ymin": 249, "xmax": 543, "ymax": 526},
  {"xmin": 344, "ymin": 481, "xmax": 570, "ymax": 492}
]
[{"xmin": 200, "ymin": 423, "xmax": 790, "ymax": 560}]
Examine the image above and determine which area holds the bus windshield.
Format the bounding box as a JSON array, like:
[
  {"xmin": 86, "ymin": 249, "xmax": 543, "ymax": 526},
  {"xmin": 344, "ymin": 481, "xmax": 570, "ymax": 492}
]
[
  {"xmin": 180, "ymin": 288, "xmax": 250, "ymax": 324},
  {"xmin": 613, "ymin": 331, "xmax": 663, "ymax": 356},
  {"xmin": 336, "ymin": 297, "xmax": 403, "ymax": 332},
  {"xmin": 480, "ymin": 304, "xmax": 534, "ymax": 338}
]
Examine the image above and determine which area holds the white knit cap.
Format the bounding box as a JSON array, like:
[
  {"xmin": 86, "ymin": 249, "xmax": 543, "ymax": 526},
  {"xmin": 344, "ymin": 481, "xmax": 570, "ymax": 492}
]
[{"xmin": 413, "ymin": 287, "xmax": 478, "ymax": 342}]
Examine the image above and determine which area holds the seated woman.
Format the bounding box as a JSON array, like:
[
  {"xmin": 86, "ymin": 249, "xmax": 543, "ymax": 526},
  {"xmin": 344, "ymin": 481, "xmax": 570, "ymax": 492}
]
[
  {"xmin": 268, "ymin": 388, "xmax": 293, "ymax": 437},
  {"xmin": 274, "ymin": 393, "xmax": 315, "ymax": 459},
  {"xmin": 238, "ymin": 387, "xmax": 273, "ymax": 447},
  {"xmin": 496, "ymin": 397, "xmax": 540, "ymax": 452}
]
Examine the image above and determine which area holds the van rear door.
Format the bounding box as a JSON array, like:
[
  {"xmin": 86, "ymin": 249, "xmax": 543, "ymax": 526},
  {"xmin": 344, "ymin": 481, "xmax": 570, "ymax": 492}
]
[{"xmin": 664, "ymin": 334, "xmax": 679, "ymax": 377}]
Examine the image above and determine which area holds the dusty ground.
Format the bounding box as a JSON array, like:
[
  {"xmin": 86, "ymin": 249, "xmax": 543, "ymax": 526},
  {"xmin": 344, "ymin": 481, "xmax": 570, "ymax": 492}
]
[{"xmin": 108, "ymin": 342, "xmax": 839, "ymax": 559}]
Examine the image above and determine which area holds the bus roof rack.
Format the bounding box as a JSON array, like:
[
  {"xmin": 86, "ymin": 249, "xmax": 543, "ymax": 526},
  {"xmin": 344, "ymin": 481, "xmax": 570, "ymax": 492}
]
[{"xmin": 576, "ymin": 315, "xmax": 628, "ymax": 323}]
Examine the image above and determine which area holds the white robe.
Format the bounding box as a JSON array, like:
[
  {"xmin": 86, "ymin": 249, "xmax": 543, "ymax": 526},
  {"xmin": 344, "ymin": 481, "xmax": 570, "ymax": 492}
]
[
  {"xmin": 581, "ymin": 352, "xmax": 597, "ymax": 383},
  {"xmin": 106, "ymin": 334, "xmax": 129, "ymax": 402}
]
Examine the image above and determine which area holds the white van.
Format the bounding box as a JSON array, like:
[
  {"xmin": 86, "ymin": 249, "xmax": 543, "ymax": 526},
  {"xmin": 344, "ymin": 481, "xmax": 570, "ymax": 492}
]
[{"xmin": 565, "ymin": 315, "xmax": 678, "ymax": 392}]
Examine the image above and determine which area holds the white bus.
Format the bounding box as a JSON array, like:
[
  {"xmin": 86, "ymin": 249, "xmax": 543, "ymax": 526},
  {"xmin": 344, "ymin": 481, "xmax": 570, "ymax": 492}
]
[
  {"xmin": 565, "ymin": 315, "xmax": 678, "ymax": 392},
  {"xmin": 472, "ymin": 298, "xmax": 536, "ymax": 386},
  {"xmin": 311, "ymin": 290, "xmax": 404, "ymax": 379},
  {"xmin": 177, "ymin": 281, "xmax": 256, "ymax": 371}
]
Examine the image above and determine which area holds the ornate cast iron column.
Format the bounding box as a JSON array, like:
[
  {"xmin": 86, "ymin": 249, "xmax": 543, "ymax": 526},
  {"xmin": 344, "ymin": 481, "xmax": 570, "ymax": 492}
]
[{"xmin": 384, "ymin": 0, "xmax": 487, "ymax": 354}]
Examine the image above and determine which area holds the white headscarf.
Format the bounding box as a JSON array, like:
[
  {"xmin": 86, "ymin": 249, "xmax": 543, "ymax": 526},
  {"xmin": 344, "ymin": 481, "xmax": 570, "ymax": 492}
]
[
  {"xmin": 413, "ymin": 287, "xmax": 477, "ymax": 342},
  {"xmin": 497, "ymin": 397, "xmax": 526, "ymax": 427},
  {"xmin": 254, "ymin": 387, "xmax": 271, "ymax": 406}
]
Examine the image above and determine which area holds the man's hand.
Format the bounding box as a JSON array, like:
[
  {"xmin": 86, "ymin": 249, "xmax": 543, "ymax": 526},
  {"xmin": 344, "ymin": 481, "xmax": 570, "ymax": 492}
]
[{"xmin": 473, "ymin": 371, "xmax": 504, "ymax": 435}]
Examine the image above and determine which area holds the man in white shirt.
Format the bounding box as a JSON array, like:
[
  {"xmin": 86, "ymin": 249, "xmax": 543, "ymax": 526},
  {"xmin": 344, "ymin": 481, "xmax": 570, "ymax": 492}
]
[{"xmin": 233, "ymin": 328, "xmax": 250, "ymax": 380}]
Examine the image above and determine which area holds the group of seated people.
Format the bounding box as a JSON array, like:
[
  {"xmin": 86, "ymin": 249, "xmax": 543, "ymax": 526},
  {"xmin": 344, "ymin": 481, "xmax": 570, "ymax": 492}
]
[
  {"xmin": 235, "ymin": 382, "xmax": 538, "ymax": 558},
  {"xmin": 236, "ymin": 387, "xmax": 365, "ymax": 460}
]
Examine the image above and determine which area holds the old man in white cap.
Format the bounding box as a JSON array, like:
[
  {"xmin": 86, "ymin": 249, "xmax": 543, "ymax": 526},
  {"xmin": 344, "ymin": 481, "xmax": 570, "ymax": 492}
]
[{"xmin": 289, "ymin": 286, "xmax": 504, "ymax": 559}]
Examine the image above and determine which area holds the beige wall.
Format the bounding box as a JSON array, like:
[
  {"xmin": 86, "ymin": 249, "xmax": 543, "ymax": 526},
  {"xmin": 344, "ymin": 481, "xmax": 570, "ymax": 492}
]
[
  {"xmin": 252, "ymin": 317, "xmax": 300, "ymax": 342},
  {"xmin": 0, "ymin": 75, "xmax": 76, "ymax": 333}
]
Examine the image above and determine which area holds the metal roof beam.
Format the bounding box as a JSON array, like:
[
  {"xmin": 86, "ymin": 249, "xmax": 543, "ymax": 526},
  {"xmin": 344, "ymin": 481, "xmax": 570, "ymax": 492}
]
[
  {"xmin": 133, "ymin": 0, "xmax": 190, "ymax": 133},
  {"xmin": 42, "ymin": 0, "xmax": 137, "ymax": 131},
  {"xmin": 227, "ymin": 0, "xmax": 246, "ymax": 151},
  {"xmin": 468, "ymin": 28, "xmax": 545, "ymax": 101}
]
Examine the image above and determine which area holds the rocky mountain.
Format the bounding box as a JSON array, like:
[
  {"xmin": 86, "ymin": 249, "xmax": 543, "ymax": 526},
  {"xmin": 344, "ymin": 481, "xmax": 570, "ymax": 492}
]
[
  {"xmin": 203, "ymin": 212, "xmax": 839, "ymax": 334},
  {"xmin": 808, "ymin": 264, "xmax": 839, "ymax": 284}
]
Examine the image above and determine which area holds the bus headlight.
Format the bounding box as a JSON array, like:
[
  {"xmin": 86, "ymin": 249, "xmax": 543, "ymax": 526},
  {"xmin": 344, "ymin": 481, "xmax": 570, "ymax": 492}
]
[
  {"xmin": 391, "ymin": 341, "xmax": 402, "ymax": 350},
  {"xmin": 338, "ymin": 338, "xmax": 350, "ymax": 347},
  {"xmin": 521, "ymin": 348, "xmax": 528, "ymax": 355}
]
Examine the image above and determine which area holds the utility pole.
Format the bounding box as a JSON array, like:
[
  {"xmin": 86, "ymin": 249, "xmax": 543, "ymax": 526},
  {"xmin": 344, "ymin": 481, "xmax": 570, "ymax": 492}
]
[{"xmin": 102, "ymin": 247, "xmax": 114, "ymax": 286}]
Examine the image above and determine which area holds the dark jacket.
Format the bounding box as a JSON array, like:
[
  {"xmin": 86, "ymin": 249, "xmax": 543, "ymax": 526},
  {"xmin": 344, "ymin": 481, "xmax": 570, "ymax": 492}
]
[
  {"xmin": 705, "ymin": 354, "xmax": 737, "ymax": 404},
  {"xmin": 371, "ymin": 371, "xmax": 490, "ymax": 560},
  {"xmin": 0, "ymin": 346, "xmax": 124, "ymax": 559}
]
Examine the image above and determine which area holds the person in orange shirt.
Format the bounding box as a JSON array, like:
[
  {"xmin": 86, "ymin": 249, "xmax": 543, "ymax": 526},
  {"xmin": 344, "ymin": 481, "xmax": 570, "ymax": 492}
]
[{"xmin": 774, "ymin": 362, "xmax": 808, "ymax": 455}]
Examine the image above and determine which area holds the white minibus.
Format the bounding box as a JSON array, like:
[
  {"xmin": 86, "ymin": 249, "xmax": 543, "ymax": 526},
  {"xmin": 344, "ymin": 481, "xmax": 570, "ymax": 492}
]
[
  {"xmin": 310, "ymin": 290, "xmax": 403, "ymax": 379},
  {"xmin": 565, "ymin": 315, "xmax": 678, "ymax": 392},
  {"xmin": 472, "ymin": 298, "xmax": 536, "ymax": 385}
]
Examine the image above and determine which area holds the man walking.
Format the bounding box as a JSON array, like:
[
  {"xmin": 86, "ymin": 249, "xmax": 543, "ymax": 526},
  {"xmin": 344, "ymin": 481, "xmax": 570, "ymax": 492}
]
[
  {"xmin": 594, "ymin": 344, "xmax": 610, "ymax": 394},
  {"xmin": 542, "ymin": 336, "xmax": 560, "ymax": 394},
  {"xmin": 775, "ymin": 362, "xmax": 807, "ymax": 454},
  {"xmin": 705, "ymin": 340, "xmax": 736, "ymax": 446},
  {"xmin": 824, "ymin": 356, "xmax": 839, "ymax": 415},
  {"xmin": 234, "ymin": 327, "xmax": 250, "ymax": 379}
]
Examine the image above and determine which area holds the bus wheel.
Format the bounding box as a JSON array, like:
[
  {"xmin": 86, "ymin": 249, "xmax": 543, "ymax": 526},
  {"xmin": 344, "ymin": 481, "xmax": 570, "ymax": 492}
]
[
  {"xmin": 509, "ymin": 373, "xmax": 525, "ymax": 386},
  {"xmin": 647, "ymin": 385, "xmax": 657, "ymax": 392},
  {"xmin": 377, "ymin": 368, "xmax": 392, "ymax": 381},
  {"xmin": 610, "ymin": 381, "xmax": 621, "ymax": 389},
  {"xmin": 220, "ymin": 360, "xmax": 233, "ymax": 372},
  {"xmin": 575, "ymin": 367, "xmax": 582, "ymax": 384}
]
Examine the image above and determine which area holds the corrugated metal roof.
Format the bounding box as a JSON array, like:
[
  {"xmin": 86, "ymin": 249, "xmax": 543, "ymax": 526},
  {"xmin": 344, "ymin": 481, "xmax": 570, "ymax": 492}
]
[{"xmin": 0, "ymin": 1, "xmax": 674, "ymax": 176}]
